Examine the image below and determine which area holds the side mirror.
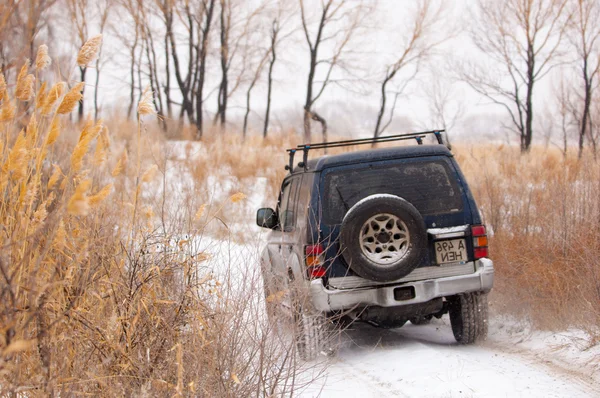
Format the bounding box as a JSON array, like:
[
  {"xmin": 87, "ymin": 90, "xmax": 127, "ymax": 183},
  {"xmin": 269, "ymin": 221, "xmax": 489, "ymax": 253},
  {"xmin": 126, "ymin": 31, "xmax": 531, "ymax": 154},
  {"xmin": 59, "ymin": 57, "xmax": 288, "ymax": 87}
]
[{"xmin": 257, "ymin": 208, "xmax": 278, "ymax": 229}]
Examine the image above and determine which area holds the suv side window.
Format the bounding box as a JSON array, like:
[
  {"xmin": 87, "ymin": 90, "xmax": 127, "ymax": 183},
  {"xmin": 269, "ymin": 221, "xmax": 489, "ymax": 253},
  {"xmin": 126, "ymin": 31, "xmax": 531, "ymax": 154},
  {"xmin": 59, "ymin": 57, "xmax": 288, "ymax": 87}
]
[{"xmin": 278, "ymin": 177, "xmax": 300, "ymax": 231}]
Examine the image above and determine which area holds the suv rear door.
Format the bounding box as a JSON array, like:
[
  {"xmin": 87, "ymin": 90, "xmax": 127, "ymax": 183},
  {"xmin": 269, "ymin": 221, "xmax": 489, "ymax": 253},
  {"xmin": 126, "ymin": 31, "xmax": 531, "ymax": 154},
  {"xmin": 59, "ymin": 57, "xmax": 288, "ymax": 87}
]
[{"xmin": 317, "ymin": 156, "xmax": 475, "ymax": 277}]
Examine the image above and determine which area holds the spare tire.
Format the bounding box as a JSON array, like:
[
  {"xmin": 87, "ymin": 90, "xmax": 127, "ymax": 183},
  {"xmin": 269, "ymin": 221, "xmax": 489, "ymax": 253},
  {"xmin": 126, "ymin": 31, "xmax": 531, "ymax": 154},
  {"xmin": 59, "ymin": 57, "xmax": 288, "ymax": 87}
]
[{"xmin": 339, "ymin": 194, "xmax": 427, "ymax": 282}]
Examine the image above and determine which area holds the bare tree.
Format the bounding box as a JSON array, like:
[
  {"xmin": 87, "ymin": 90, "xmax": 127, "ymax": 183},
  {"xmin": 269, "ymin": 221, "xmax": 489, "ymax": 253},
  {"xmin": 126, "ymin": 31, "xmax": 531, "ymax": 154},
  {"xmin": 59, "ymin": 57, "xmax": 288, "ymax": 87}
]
[
  {"xmin": 590, "ymin": 90, "xmax": 600, "ymax": 154},
  {"xmin": 94, "ymin": 0, "xmax": 111, "ymax": 120},
  {"xmin": 0, "ymin": 0, "xmax": 57, "ymax": 67},
  {"xmin": 423, "ymin": 76, "xmax": 464, "ymax": 141},
  {"xmin": 135, "ymin": 1, "xmax": 171, "ymax": 130},
  {"xmin": 164, "ymin": 1, "xmax": 197, "ymax": 125},
  {"xmin": 119, "ymin": 0, "xmax": 217, "ymax": 135},
  {"xmin": 214, "ymin": 0, "xmax": 263, "ymax": 131},
  {"xmin": 242, "ymin": 44, "xmax": 270, "ymax": 139},
  {"xmin": 555, "ymin": 76, "xmax": 577, "ymax": 157},
  {"xmin": 461, "ymin": 0, "xmax": 569, "ymax": 152},
  {"xmin": 299, "ymin": 0, "xmax": 367, "ymax": 142},
  {"xmin": 113, "ymin": 0, "xmax": 142, "ymax": 119},
  {"xmin": 373, "ymin": 0, "xmax": 445, "ymax": 139},
  {"xmin": 215, "ymin": 0, "xmax": 232, "ymax": 129},
  {"xmin": 263, "ymin": 2, "xmax": 296, "ymax": 138},
  {"xmin": 568, "ymin": 0, "xmax": 600, "ymax": 158},
  {"xmin": 263, "ymin": 18, "xmax": 280, "ymax": 138},
  {"xmin": 0, "ymin": 1, "xmax": 24, "ymax": 78},
  {"xmin": 67, "ymin": 0, "xmax": 89, "ymax": 120},
  {"xmin": 158, "ymin": 0, "xmax": 173, "ymax": 119},
  {"xmin": 193, "ymin": 0, "xmax": 217, "ymax": 139}
]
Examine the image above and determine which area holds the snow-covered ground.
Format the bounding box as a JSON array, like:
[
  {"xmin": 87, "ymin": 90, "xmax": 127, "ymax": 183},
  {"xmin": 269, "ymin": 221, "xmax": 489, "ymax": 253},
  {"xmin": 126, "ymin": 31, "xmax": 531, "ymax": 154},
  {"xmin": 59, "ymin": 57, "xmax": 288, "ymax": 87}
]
[{"xmin": 300, "ymin": 318, "xmax": 600, "ymax": 398}]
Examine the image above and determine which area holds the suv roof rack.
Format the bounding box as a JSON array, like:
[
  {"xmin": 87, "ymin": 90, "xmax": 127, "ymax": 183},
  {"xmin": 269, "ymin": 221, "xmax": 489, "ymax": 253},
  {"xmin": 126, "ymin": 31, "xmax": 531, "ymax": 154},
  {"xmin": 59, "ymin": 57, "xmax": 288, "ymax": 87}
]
[{"xmin": 285, "ymin": 130, "xmax": 447, "ymax": 172}]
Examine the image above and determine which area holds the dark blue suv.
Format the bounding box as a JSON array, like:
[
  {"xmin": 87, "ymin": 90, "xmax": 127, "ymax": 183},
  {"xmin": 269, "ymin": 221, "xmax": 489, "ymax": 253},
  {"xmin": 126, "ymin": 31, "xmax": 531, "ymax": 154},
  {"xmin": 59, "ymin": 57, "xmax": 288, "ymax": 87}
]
[{"xmin": 257, "ymin": 132, "xmax": 494, "ymax": 359}]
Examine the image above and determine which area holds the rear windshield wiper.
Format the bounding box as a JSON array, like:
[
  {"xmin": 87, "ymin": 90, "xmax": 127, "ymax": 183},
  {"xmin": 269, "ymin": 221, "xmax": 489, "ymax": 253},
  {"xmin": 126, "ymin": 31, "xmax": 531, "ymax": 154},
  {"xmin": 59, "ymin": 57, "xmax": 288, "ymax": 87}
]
[{"xmin": 336, "ymin": 186, "xmax": 350, "ymax": 211}]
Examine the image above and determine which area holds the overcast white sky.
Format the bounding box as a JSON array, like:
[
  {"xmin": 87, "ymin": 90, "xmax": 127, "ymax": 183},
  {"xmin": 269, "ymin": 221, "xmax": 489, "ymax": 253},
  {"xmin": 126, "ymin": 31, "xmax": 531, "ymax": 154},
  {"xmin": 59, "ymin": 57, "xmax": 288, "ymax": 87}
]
[{"xmin": 81, "ymin": 0, "xmax": 567, "ymax": 144}]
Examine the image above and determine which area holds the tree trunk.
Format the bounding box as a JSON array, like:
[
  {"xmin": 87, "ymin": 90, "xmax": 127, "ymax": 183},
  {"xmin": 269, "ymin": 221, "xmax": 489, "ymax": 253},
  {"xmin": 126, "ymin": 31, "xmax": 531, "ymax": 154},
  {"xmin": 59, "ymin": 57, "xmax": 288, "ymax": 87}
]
[
  {"xmin": 137, "ymin": 38, "xmax": 144, "ymax": 105},
  {"xmin": 78, "ymin": 66, "xmax": 86, "ymax": 121},
  {"xmin": 312, "ymin": 110, "xmax": 327, "ymax": 145},
  {"xmin": 523, "ymin": 42, "xmax": 535, "ymax": 152},
  {"xmin": 94, "ymin": 57, "xmax": 101, "ymax": 120},
  {"xmin": 578, "ymin": 59, "xmax": 591, "ymax": 159},
  {"xmin": 589, "ymin": 115, "xmax": 597, "ymax": 159},
  {"xmin": 167, "ymin": 13, "xmax": 194, "ymax": 125},
  {"xmin": 220, "ymin": 72, "xmax": 228, "ymax": 128},
  {"xmin": 128, "ymin": 28, "xmax": 139, "ymax": 119},
  {"xmin": 195, "ymin": 0, "xmax": 215, "ymax": 140},
  {"xmin": 243, "ymin": 80, "xmax": 255, "ymax": 139},
  {"xmin": 263, "ymin": 43, "xmax": 276, "ymax": 138},
  {"xmin": 303, "ymin": 50, "xmax": 317, "ymax": 142},
  {"xmin": 303, "ymin": 109, "xmax": 311, "ymax": 142},
  {"xmin": 215, "ymin": 0, "xmax": 229, "ymax": 130},
  {"xmin": 144, "ymin": 27, "xmax": 166, "ymax": 131},
  {"xmin": 374, "ymin": 73, "xmax": 394, "ymax": 139},
  {"xmin": 164, "ymin": 30, "xmax": 172, "ymax": 119}
]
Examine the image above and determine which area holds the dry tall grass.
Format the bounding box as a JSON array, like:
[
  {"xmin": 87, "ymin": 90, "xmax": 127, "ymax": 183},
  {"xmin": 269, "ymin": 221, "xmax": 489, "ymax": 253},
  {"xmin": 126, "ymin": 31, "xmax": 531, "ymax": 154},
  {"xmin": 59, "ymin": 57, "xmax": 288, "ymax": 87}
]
[
  {"xmin": 0, "ymin": 44, "xmax": 317, "ymax": 396},
  {"xmin": 457, "ymin": 145, "xmax": 600, "ymax": 337}
]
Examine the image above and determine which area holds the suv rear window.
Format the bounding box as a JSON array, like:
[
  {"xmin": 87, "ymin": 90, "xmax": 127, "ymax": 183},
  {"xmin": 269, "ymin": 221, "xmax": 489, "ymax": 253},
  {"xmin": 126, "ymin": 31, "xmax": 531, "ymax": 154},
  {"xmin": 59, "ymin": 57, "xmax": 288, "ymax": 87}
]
[{"xmin": 323, "ymin": 159, "xmax": 463, "ymax": 224}]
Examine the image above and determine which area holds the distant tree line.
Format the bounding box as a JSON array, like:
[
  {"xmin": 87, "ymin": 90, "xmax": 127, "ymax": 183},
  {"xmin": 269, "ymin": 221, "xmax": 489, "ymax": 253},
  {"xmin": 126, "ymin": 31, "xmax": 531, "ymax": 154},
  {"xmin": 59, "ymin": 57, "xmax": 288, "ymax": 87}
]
[{"xmin": 0, "ymin": 0, "xmax": 599, "ymax": 155}]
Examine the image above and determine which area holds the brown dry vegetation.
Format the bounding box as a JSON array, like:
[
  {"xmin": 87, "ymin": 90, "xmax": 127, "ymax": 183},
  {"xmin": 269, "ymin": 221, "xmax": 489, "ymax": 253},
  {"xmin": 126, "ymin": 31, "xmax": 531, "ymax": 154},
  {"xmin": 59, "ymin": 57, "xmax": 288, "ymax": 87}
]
[
  {"xmin": 457, "ymin": 146, "xmax": 600, "ymax": 336},
  {"xmin": 0, "ymin": 44, "xmax": 318, "ymax": 396},
  {"xmin": 1, "ymin": 39, "xmax": 600, "ymax": 394}
]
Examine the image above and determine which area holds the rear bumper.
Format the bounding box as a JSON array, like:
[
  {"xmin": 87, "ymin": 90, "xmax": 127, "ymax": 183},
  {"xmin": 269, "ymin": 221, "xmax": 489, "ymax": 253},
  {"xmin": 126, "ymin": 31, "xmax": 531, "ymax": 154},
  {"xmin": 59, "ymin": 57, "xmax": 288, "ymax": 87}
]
[{"xmin": 309, "ymin": 258, "xmax": 494, "ymax": 312}]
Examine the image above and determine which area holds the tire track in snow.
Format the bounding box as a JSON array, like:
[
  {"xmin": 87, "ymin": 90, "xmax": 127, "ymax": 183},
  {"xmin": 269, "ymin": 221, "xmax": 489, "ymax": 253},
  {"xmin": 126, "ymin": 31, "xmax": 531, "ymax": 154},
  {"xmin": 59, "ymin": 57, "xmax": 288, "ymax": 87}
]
[
  {"xmin": 484, "ymin": 339, "xmax": 600, "ymax": 397},
  {"xmin": 305, "ymin": 321, "xmax": 598, "ymax": 397},
  {"xmin": 332, "ymin": 354, "xmax": 410, "ymax": 398}
]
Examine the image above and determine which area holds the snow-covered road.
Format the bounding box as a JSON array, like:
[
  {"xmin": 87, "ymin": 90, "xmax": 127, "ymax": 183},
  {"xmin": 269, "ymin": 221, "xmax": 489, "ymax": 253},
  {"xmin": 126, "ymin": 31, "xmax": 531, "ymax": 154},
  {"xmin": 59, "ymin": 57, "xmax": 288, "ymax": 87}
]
[{"xmin": 300, "ymin": 319, "xmax": 600, "ymax": 398}]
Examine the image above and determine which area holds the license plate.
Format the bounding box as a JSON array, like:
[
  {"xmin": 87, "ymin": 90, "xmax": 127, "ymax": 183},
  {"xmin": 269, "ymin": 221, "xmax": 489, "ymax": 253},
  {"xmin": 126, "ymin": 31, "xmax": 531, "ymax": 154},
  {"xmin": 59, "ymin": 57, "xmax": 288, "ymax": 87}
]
[{"xmin": 435, "ymin": 239, "xmax": 467, "ymax": 264}]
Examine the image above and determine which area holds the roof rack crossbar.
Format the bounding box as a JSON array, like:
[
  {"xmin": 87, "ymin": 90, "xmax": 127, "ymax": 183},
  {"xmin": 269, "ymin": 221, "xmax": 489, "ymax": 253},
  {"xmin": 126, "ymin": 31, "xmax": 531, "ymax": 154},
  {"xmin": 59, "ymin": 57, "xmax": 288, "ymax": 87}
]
[
  {"xmin": 296, "ymin": 130, "xmax": 444, "ymax": 150},
  {"xmin": 285, "ymin": 129, "xmax": 446, "ymax": 172},
  {"xmin": 297, "ymin": 134, "xmax": 426, "ymax": 152}
]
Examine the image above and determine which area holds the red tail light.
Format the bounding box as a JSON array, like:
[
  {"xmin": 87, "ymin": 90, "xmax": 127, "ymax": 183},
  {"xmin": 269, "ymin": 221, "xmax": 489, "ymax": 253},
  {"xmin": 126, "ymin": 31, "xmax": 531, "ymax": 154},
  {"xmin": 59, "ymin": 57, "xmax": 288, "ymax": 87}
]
[
  {"xmin": 305, "ymin": 244, "xmax": 324, "ymax": 256},
  {"xmin": 474, "ymin": 247, "xmax": 489, "ymax": 259},
  {"xmin": 308, "ymin": 266, "xmax": 326, "ymax": 279},
  {"xmin": 305, "ymin": 244, "xmax": 326, "ymax": 279},
  {"xmin": 472, "ymin": 225, "xmax": 486, "ymax": 236},
  {"xmin": 471, "ymin": 225, "xmax": 489, "ymax": 259}
]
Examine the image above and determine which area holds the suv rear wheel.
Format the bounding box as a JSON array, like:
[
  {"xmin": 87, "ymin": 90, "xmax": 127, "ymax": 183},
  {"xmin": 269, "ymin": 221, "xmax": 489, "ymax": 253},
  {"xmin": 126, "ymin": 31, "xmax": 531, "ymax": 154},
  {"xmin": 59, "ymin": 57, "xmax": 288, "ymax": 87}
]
[
  {"xmin": 294, "ymin": 307, "xmax": 328, "ymax": 360},
  {"xmin": 448, "ymin": 292, "xmax": 488, "ymax": 344}
]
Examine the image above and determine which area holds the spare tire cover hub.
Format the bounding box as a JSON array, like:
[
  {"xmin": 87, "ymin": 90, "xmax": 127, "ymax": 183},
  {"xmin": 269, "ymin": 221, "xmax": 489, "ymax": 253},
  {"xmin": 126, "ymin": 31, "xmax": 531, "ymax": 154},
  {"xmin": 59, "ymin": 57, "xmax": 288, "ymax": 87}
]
[{"xmin": 359, "ymin": 213, "xmax": 410, "ymax": 265}]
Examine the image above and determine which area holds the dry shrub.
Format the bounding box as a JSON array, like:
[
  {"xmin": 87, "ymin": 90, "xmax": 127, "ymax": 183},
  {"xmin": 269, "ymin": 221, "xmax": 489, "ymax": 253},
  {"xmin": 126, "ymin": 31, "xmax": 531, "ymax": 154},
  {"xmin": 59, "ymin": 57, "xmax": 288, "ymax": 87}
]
[
  {"xmin": 457, "ymin": 145, "xmax": 600, "ymax": 336},
  {"xmin": 0, "ymin": 44, "xmax": 317, "ymax": 396}
]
